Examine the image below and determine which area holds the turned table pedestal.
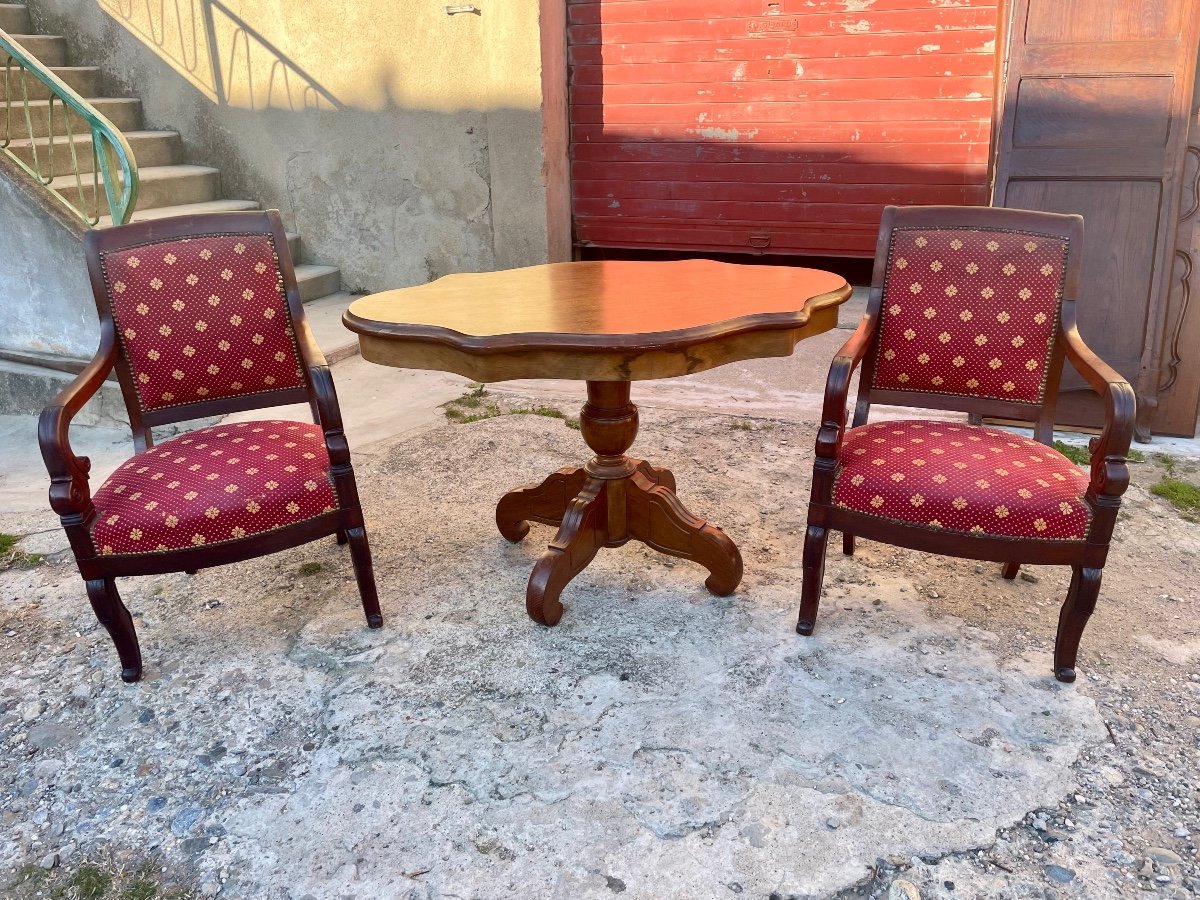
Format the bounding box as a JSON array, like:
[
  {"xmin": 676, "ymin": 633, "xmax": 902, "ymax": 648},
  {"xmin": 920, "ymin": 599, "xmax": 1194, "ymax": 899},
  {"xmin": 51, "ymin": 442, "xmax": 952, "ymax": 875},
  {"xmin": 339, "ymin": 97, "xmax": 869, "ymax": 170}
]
[{"xmin": 344, "ymin": 259, "xmax": 850, "ymax": 625}]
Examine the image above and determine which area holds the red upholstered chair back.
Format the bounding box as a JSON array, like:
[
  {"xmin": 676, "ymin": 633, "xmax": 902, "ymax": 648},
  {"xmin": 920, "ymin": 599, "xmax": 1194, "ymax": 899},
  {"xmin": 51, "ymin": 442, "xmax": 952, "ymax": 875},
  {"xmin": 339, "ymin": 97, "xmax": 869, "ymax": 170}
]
[
  {"xmin": 85, "ymin": 212, "xmax": 315, "ymax": 438},
  {"xmin": 856, "ymin": 206, "xmax": 1083, "ymax": 432}
]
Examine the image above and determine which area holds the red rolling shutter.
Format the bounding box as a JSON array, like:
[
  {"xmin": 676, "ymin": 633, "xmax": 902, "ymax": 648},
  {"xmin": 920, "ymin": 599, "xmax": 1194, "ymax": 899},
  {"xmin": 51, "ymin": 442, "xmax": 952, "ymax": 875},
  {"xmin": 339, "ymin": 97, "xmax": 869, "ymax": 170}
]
[{"xmin": 567, "ymin": 0, "xmax": 1001, "ymax": 257}]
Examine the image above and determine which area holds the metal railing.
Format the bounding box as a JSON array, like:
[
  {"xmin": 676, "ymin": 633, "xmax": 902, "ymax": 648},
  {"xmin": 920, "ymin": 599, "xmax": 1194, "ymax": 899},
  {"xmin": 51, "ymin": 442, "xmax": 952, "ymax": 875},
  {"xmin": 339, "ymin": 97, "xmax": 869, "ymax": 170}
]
[{"xmin": 1, "ymin": 28, "xmax": 138, "ymax": 226}]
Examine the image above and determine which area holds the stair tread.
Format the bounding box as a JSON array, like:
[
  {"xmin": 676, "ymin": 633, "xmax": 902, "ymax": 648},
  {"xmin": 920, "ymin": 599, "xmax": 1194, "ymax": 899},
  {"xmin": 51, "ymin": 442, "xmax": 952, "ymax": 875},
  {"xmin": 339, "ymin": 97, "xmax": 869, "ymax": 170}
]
[
  {"xmin": 19, "ymin": 97, "xmax": 139, "ymax": 107},
  {"xmin": 295, "ymin": 264, "xmax": 339, "ymax": 279},
  {"xmin": 97, "ymin": 198, "xmax": 260, "ymax": 226},
  {"xmin": 46, "ymin": 164, "xmax": 218, "ymax": 188},
  {"xmin": 5, "ymin": 129, "xmax": 178, "ymax": 147}
]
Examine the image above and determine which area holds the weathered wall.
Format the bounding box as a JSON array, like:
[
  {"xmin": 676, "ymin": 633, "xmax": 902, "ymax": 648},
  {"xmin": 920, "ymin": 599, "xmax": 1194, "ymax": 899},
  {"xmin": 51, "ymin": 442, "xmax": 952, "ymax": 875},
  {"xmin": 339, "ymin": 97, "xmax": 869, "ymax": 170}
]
[
  {"xmin": 29, "ymin": 0, "xmax": 558, "ymax": 291},
  {"xmin": 0, "ymin": 157, "xmax": 96, "ymax": 358}
]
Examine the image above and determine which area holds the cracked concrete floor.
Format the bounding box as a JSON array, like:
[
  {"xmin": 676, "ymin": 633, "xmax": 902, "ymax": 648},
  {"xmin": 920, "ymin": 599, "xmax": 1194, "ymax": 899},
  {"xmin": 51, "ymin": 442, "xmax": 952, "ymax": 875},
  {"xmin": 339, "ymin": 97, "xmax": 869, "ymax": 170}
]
[{"xmin": 1, "ymin": 338, "xmax": 1198, "ymax": 898}]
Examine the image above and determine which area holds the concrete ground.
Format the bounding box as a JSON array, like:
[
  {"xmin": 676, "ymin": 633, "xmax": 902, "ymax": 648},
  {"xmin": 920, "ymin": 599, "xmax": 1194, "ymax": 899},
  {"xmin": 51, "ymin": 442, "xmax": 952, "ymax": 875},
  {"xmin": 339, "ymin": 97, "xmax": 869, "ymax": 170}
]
[{"xmin": 1, "ymin": 309, "xmax": 1199, "ymax": 899}]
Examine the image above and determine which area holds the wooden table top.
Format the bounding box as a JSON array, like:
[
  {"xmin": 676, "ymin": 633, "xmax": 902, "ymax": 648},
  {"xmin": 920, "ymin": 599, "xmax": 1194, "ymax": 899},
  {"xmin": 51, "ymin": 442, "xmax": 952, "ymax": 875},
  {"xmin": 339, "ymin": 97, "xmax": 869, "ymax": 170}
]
[{"xmin": 343, "ymin": 259, "xmax": 851, "ymax": 382}]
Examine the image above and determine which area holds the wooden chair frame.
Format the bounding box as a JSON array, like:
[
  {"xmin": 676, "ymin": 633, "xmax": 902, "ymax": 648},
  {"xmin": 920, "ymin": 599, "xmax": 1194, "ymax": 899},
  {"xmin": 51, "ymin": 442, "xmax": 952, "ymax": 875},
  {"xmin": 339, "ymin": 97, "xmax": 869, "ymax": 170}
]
[
  {"xmin": 39, "ymin": 210, "xmax": 381, "ymax": 682},
  {"xmin": 799, "ymin": 205, "xmax": 1135, "ymax": 682}
]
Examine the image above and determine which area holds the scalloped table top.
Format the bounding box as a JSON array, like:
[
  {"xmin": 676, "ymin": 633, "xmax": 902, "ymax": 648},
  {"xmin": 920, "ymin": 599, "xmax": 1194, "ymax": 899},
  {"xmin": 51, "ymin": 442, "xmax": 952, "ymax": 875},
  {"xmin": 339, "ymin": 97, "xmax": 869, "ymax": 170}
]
[{"xmin": 344, "ymin": 259, "xmax": 851, "ymax": 382}]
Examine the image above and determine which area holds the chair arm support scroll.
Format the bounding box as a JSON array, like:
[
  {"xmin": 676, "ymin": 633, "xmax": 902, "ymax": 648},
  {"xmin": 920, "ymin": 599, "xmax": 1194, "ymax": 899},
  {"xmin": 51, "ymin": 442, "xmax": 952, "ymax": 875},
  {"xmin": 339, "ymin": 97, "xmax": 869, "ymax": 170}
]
[
  {"xmin": 1062, "ymin": 318, "xmax": 1136, "ymax": 503},
  {"xmin": 816, "ymin": 316, "xmax": 875, "ymax": 461},
  {"xmin": 37, "ymin": 326, "xmax": 118, "ymax": 518}
]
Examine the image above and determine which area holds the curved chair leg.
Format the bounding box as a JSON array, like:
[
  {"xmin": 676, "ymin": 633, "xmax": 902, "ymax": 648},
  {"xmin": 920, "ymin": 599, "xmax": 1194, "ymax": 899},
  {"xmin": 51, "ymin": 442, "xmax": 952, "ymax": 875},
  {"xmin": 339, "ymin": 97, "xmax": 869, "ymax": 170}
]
[
  {"xmin": 336, "ymin": 527, "xmax": 348, "ymax": 546},
  {"xmin": 85, "ymin": 577, "xmax": 143, "ymax": 683},
  {"xmin": 796, "ymin": 525, "xmax": 830, "ymax": 636},
  {"xmin": 842, "ymin": 533, "xmax": 855, "ymax": 557},
  {"xmin": 1001, "ymin": 562, "xmax": 1020, "ymax": 580},
  {"xmin": 345, "ymin": 526, "xmax": 383, "ymax": 628},
  {"xmin": 1053, "ymin": 565, "xmax": 1102, "ymax": 683}
]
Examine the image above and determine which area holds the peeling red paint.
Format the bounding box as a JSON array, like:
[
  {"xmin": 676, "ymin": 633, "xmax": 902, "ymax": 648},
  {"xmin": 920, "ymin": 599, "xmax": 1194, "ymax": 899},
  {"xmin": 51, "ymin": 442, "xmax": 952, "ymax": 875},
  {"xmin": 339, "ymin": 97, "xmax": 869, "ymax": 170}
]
[{"xmin": 567, "ymin": 0, "xmax": 1001, "ymax": 256}]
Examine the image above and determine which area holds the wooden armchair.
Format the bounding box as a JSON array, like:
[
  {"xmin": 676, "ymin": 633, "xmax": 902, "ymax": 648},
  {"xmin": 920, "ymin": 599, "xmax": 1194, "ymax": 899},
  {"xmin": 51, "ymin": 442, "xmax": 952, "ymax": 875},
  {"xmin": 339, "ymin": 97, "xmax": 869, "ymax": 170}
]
[
  {"xmin": 799, "ymin": 206, "xmax": 1134, "ymax": 682},
  {"xmin": 39, "ymin": 210, "xmax": 381, "ymax": 683}
]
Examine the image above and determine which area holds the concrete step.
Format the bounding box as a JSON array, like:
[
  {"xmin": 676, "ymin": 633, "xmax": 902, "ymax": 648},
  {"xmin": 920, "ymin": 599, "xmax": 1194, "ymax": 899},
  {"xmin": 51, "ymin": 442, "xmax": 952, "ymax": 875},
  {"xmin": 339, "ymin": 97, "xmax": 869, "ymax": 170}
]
[
  {"xmin": 129, "ymin": 164, "xmax": 219, "ymax": 209},
  {"xmin": 301, "ymin": 291, "xmax": 359, "ymax": 363},
  {"xmin": 0, "ymin": 4, "xmax": 31, "ymax": 33},
  {"xmin": 48, "ymin": 163, "xmax": 219, "ymax": 215},
  {"xmin": 0, "ymin": 66, "xmax": 98, "ymax": 101},
  {"xmin": 48, "ymin": 162, "xmax": 218, "ymax": 211},
  {"xmin": 1, "ymin": 34, "xmax": 67, "ymax": 67},
  {"xmin": 7, "ymin": 97, "xmax": 141, "ymax": 139},
  {"xmin": 4, "ymin": 129, "xmax": 180, "ymax": 177},
  {"xmin": 0, "ymin": 357, "xmax": 127, "ymax": 426},
  {"xmin": 285, "ymin": 231, "xmax": 301, "ymax": 262},
  {"xmin": 96, "ymin": 197, "xmax": 261, "ymax": 227},
  {"xmin": 295, "ymin": 264, "xmax": 340, "ymax": 303}
]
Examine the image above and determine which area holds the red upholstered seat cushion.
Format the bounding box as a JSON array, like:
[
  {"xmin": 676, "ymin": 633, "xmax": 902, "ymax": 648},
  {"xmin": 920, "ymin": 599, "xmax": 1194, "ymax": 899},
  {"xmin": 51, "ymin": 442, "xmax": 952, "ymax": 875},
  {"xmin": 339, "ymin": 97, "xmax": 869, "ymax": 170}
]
[
  {"xmin": 832, "ymin": 420, "xmax": 1091, "ymax": 540},
  {"xmin": 91, "ymin": 421, "xmax": 338, "ymax": 556}
]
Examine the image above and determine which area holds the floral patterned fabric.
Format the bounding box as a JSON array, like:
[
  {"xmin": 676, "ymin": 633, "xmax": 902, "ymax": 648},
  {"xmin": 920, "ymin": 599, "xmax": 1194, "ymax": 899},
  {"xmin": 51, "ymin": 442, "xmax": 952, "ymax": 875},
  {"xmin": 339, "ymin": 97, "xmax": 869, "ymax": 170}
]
[
  {"xmin": 871, "ymin": 227, "xmax": 1068, "ymax": 404},
  {"xmin": 90, "ymin": 421, "xmax": 337, "ymax": 556},
  {"xmin": 832, "ymin": 420, "xmax": 1091, "ymax": 540},
  {"xmin": 99, "ymin": 234, "xmax": 304, "ymax": 413}
]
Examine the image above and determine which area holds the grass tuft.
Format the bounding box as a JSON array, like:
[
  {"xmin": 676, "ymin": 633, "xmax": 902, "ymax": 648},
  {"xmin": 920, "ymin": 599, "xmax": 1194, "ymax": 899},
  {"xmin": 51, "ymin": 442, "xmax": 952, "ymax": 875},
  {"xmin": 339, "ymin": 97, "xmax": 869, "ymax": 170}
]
[
  {"xmin": 1151, "ymin": 477, "xmax": 1200, "ymax": 521},
  {"xmin": 121, "ymin": 880, "xmax": 160, "ymax": 900},
  {"xmin": 1052, "ymin": 441, "xmax": 1144, "ymax": 466},
  {"xmin": 0, "ymin": 533, "xmax": 43, "ymax": 570},
  {"xmin": 69, "ymin": 865, "xmax": 113, "ymax": 899},
  {"xmin": 442, "ymin": 391, "xmax": 579, "ymax": 429}
]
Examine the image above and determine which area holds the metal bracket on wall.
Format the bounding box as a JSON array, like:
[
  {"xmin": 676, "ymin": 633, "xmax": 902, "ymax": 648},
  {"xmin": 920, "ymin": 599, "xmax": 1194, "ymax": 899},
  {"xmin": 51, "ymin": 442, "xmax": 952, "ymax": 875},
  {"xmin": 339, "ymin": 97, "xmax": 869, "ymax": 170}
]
[{"xmin": 444, "ymin": 4, "xmax": 481, "ymax": 14}]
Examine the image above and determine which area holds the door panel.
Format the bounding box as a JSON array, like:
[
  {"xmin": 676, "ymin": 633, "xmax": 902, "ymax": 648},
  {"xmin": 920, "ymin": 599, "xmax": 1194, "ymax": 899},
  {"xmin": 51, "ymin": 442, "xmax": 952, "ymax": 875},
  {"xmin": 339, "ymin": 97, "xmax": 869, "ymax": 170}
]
[
  {"xmin": 1013, "ymin": 76, "xmax": 1173, "ymax": 148},
  {"xmin": 1025, "ymin": 0, "xmax": 1187, "ymax": 44},
  {"xmin": 1007, "ymin": 179, "xmax": 1160, "ymax": 387}
]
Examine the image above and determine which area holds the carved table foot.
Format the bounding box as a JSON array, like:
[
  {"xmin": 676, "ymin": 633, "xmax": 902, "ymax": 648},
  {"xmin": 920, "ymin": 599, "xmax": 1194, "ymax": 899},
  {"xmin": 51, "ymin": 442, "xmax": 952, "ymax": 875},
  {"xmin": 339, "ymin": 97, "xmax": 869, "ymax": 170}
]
[
  {"xmin": 625, "ymin": 466, "xmax": 742, "ymax": 596},
  {"xmin": 496, "ymin": 467, "xmax": 590, "ymax": 542},
  {"xmin": 496, "ymin": 380, "xmax": 743, "ymax": 626}
]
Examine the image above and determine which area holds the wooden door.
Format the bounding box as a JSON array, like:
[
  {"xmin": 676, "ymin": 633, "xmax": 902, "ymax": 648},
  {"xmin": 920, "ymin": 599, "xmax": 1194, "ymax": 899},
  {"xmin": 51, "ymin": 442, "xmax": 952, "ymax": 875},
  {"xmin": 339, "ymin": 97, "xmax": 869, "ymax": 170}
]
[
  {"xmin": 568, "ymin": 0, "xmax": 1002, "ymax": 259},
  {"xmin": 992, "ymin": 0, "xmax": 1200, "ymax": 437}
]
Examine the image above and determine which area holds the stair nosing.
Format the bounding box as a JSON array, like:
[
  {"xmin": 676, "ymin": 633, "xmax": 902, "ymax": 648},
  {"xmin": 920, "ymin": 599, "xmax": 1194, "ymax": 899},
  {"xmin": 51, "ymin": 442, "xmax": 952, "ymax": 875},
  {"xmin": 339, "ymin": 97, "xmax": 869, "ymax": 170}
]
[
  {"xmin": 4, "ymin": 129, "xmax": 179, "ymax": 147},
  {"xmin": 46, "ymin": 164, "xmax": 218, "ymax": 189},
  {"xmin": 18, "ymin": 97, "xmax": 141, "ymax": 107}
]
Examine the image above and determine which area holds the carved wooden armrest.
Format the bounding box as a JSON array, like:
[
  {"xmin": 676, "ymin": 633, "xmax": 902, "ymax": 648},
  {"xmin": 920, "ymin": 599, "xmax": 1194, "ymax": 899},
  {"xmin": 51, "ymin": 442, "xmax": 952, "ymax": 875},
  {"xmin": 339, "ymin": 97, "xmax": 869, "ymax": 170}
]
[
  {"xmin": 1062, "ymin": 323, "xmax": 1136, "ymax": 503},
  {"xmin": 37, "ymin": 327, "xmax": 118, "ymax": 518},
  {"xmin": 815, "ymin": 315, "xmax": 876, "ymax": 462},
  {"xmin": 293, "ymin": 315, "xmax": 351, "ymax": 467}
]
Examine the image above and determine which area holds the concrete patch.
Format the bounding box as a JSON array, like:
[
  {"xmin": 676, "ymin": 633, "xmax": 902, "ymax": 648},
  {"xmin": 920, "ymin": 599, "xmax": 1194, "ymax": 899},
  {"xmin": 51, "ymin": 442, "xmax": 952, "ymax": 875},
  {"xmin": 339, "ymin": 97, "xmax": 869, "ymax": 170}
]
[{"xmin": 0, "ymin": 412, "xmax": 1105, "ymax": 898}]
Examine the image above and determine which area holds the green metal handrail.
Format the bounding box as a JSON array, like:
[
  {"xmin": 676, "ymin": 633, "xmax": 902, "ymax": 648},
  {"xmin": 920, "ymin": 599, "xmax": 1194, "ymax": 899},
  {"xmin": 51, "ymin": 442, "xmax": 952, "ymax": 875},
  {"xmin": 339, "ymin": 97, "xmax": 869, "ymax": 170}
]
[{"xmin": 1, "ymin": 28, "xmax": 138, "ymax": 226}]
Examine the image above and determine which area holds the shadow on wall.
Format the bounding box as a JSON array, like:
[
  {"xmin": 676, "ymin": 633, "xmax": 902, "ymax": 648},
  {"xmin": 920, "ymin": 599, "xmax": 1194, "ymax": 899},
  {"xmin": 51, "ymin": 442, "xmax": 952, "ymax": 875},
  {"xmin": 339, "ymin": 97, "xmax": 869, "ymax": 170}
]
[{"xmin": 101, "ymin": 0, "xmax": 343, "ymax": 110}]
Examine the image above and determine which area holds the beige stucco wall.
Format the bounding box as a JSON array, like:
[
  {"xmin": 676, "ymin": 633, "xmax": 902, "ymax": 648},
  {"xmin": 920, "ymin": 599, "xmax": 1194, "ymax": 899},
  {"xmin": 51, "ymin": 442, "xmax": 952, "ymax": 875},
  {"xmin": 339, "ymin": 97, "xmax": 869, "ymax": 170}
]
[{"xmin": 30, "ymin": 0, "xmax": 564, "ymax": 292}]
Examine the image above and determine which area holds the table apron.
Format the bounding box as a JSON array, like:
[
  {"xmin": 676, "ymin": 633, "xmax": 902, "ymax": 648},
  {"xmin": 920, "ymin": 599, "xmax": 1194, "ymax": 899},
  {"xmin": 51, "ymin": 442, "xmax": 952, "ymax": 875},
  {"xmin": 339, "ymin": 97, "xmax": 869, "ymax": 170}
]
[{"xmin": 356, "ymin": 306, "xmax": 838, "ymax": 382}]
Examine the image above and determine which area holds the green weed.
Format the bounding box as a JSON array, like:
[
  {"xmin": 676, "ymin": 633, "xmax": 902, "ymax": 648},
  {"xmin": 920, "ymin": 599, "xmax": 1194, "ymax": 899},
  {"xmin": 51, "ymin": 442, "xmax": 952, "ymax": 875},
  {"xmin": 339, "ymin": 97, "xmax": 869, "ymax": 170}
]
[
  {"xmin": 1052, "ymin": 441, "xmax": 1144, "ymax": 466},
  {"xmin": 121, "ymin": 879, "xmax": 159, "ymax": 900},
  {"xmin": 1151, "ymin": 477, "xmax": 1200, "ymax": 521},
  {"xmin": 69, "ymin": 865, "xmax": 113, "ymax": 899},
  {"xmin": 0, "ymin": 533, "xmax": 43, "ymax": 570}
]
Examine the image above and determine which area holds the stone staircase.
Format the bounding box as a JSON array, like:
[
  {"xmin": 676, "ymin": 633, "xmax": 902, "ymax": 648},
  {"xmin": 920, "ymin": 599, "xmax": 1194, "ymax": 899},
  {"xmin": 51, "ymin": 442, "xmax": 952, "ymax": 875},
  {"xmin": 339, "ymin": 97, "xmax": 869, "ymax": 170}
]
[{"xmin": 0, "ymin": 2, "xmax": 357, "ymax": 363}]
